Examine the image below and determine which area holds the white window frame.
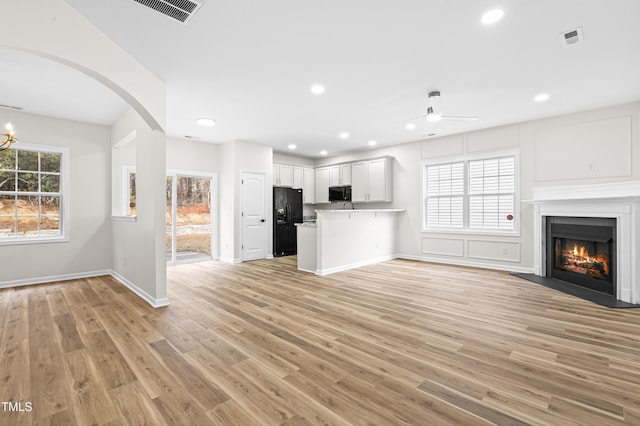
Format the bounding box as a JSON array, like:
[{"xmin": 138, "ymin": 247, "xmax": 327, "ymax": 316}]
[
  {"xmin": 422, "ymin": 149, "xmax": 520, "ymax": 236},
  {"xmin": 0, "ymin": 144, "xmax": 70, "ymax": 245}
]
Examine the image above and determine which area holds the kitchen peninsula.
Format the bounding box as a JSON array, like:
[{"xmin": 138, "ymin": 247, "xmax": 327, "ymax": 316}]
[{"xmin": 296, "ymin": 209, "xmax": 405, "ymax": 275}]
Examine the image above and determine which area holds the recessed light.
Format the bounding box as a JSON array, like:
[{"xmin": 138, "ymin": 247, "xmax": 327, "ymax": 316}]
[
  {"xmin": 288, "ymin": 144, "xmax": 297, "ymax": 150},
  {"xmin": 405, "ymin": 123, "xmax": 416, "ymax": 130},
  {"xmin": 481, "ymin": 9, "xmax": 504, "ymax": 25},
  {"xmin": 534, "ymin": 93, "xmax": 550, "ymax": 102},
  {"xmin": 310, "ymin": 84, "xmax": 325, "ymax": 95},
  {"xmin": 339, "ymin": 132, "xmax": 349, "ymax": 139},
  {"xmin": 320, "ymin": 150, "xmax": 328, "ymax": 156},
  {"xmin": 368, "ymin": 140, "xmax": 377, "ymax": 146},
  {"xmin": 196, "ymin": 117, "xmax": 216, "ymax": 127}
]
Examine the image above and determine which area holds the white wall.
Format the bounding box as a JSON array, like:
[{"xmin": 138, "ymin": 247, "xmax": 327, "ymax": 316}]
[
  {"xmin": 111, "ymin": 109, "xmax": 167, "ymax": 306},
  {"xmin": 217, "ymin": 140, "xmax": 273, "ymax": 262},
  {"xmin": 273, "ymin": 153, "xmax": 315, "ymax": 167},
  {"xmin": 0, "ymin": 111, "xmax": 112, "ymax": 286},
  {"xmin": 219, "ymin": 141, "xmax": 236, "ymax": 261},
  {"xmin": 1, "ymin": 0, "xmax": 165, "ymax": 131},
  {"xmin": 315, "ymin": 101, "xmax": 640, "ymax": 272},
  {"xmin": 167, "ymin": 137, "xmax": 219, "ymax": 173},
  {"xmin": 235, "ymin": 141, "xmax": 273, "ymax": 261}
]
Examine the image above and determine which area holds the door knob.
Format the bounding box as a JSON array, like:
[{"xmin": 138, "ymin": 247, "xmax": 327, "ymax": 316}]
[{"xmin": 260, "ymin": 219, "xmax": 266, "ymax": 222}]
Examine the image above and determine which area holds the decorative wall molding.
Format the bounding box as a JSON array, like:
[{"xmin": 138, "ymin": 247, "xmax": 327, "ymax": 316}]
[
  {"xmin": 531, "ymin": 181, "xmax": 640, "ymax": 202},
  {"xmin": 397, "ymin": 254, "xmax": 534, "ymax": 275},
  {"xmin": 421, "ymin": 237, "xmax": 465, "ymax": 257}
]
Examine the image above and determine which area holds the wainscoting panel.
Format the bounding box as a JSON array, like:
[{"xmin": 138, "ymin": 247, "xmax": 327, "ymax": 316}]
[
  {"xmin": 534, "ymin": 115, "xmax": 632, "ymax": 182},
  {"xmin": 466, "ymin": 125, "xmax": 520, "ymax": 153},
  {"xmin": 421, "ymin": 237, "xmax": 464, "ymax": 257},
  {"xmin": 467, "ymin": 239, "xmax": 520, "ymax": 263},
  {"xmin": 421, "ymin": 135, "xmax": 464, "ymax": 159}
]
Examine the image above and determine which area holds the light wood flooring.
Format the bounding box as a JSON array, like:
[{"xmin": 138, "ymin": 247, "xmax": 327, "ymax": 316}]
[{"xmin": 1, "ymin": 257, "xmax": 640, "ymax": 425}]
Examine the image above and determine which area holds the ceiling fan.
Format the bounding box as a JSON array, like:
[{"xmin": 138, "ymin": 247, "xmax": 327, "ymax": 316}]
[{"xmin": 407, "ymin": 90, "xmax": 479, "ymax": 124}]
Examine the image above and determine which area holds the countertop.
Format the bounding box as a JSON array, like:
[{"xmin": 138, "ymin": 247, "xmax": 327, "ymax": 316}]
[
  {"xmin": 295, "ymin": 222, "xmax": 317, "ymax": 227},
  {"xmin": 315, "ymin": 209, "xmax": 406, "ymax": 213}
]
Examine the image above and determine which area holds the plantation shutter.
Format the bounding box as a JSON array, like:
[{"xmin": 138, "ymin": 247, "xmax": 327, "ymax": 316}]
[
  {"xmin": 425, "ymin": 162, "xmax": 464, "ymax": 229},
  {"xmin": 468, "ymin": 156, "xmax": 515, "ymax": 231}
]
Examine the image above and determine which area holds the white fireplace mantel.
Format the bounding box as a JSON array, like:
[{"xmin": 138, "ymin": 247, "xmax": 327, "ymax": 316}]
[{"xmin": 532, "ymin": 181, "xmax": 640, "ymax": 304}]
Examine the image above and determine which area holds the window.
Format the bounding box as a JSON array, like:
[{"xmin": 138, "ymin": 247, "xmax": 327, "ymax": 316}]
[
  {"xmin": 423, "ymin": 152, "xmax": 517, "ymax": 234},
  {"xmin": 425, "ymin": 162, "xmax": 464, "ymax": 229},
  {"xmin": 122, "ymin": 165, "xmax": 136, "ymax": 216},
  {"xmin": 0, "ymin": 146, "xmax": 68, "ymax": 243}
]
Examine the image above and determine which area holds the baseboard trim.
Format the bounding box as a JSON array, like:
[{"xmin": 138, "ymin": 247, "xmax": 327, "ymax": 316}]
[
  {"xmin": 316, "ymin": 255, "xmax": 396, "ymax": 276},
  {"xmin": 110, "ymin": 271, "xmax": 170, "ymax": 308},
  {"xmin": 220, "ymin": 256, "xmax": 242, "ymax": 264},
  {"xmin": 396, "ymin": 254, "xmax": 535, "ymax": 274},
  {"xmin": 0, "ymin": 269, "xmax": 112, "ymax": 289}
]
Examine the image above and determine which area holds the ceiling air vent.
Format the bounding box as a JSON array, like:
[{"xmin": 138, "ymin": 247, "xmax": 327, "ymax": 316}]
[
  {"xmin": 561, "ymin": 27, "xmax": 584, "ymax": 47},
  {"xmin": 0, "ymin": 104, "xmax": 23, "ymax": 111},
  {"xmin": 131, "ymin": 0, "xmax": 202, "ymax": 24}
]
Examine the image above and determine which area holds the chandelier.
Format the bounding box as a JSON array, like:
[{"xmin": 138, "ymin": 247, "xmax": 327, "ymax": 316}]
[{"xmin": 1, "ymin": 123, "xmax": 17, "ymax": 150}]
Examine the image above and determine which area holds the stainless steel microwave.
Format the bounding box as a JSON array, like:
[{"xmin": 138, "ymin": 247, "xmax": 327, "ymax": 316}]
[{"xmin": 329, "ymin": 185, "xmax": 352, "ymax": 202}]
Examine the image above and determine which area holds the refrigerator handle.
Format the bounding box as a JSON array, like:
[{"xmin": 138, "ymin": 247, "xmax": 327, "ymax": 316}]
[{"xmin": 285, "ymin": 204, "xmax": 290, "ymax": 227}]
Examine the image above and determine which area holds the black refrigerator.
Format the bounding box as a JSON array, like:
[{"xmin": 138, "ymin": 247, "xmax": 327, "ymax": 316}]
[{"xmin": 273, "ymin": 187, "xmax": 303, "ymax": 257}]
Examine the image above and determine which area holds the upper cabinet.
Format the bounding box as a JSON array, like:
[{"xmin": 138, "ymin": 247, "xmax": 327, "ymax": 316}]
[
  {"xmin": 315, "ymin": 167, "xmax": 331, "ymax": 203},
  {"xmin": 302, "ymin": 167, "xmax": 315, "ymax": 204},
  {"xmin": 293, "ymin": 166, "xmax": 304, "ymax": 189},
  {"xmin": 275, "ymin": 156, "xmax": 391, "ymax": 204},
  {"xmin": 329, "ymin": 164, "xmax": 351, "ymax": 186},
  {"xmin": 273, "ymin": 164, "xmax": 293, "ymax": 187},
  {"xmin": 350, "ymin": 157, "xmax": 393, "ymax": 203}
]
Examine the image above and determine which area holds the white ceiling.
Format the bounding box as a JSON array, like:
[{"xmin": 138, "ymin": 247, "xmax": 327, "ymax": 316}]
[{"xmin": 3, "ymin": 0, "xmax": 640, "ymax": 158}]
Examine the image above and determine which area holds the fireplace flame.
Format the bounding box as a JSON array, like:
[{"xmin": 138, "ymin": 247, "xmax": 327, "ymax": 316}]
[
  {"xmin": 573, "ymin": 244, "xmax": 589, "ymax": 259},
  {"xmin": 563, "ymin": 243, "xmax": 608, "ymax": 278}
]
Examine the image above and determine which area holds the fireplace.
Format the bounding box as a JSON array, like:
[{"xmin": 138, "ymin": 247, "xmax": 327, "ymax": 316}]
[{"xmin": 546, "ymin": 217, "xmax": 616, "ymax": 296}]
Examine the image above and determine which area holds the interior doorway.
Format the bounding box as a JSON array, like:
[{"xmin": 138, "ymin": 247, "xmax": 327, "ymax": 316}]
[
  {"xmin": 241, "ymin": 172, "xmax": 267, "ymax": 261},
  {"xmin": 166, "ymin": 172, "xmax": 216, "ymax": 264}
]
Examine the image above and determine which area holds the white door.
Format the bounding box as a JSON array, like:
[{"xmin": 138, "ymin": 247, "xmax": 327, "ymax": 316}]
[{"xmin": 241, "ymin": 172, "xmax": 266, "ymax": 261}]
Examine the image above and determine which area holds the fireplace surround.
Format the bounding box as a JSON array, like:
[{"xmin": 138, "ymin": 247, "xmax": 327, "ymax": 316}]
[{"xmin": 532, "ymin": 181, "xmax": 640, "ymax": 304}]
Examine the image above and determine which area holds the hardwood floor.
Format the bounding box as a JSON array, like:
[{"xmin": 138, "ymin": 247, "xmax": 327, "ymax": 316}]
[{"xmin": 2, "ymin": 257, "xmax": 640, "ymax": 425}]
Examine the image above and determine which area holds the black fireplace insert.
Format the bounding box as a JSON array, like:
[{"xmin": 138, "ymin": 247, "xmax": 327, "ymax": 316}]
[{"xmin": 546, "ymin": 217, "xmax": 616, "ymax": 296}]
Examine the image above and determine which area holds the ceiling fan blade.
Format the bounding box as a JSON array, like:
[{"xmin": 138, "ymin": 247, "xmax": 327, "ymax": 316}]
[
  {"xmin": 405, "ymin": 114, "xmax": 428, "ymax": 122},
  {"xmin": 441, "ymin": 115, "xmax": 479, "ymax": 122}
]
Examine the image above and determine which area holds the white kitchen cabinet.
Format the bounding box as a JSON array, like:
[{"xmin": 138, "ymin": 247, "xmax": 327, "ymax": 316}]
[
  {"xmin": 329, "ymin": 164, "xmax": 351, "ymax": 186},
  {"xmin": 273, "ymin": 164, "xmax": 293, "ymax": 187},
  {"xmin": 350, "ymin": 157, "xmax": 393, "ymax": 202},
  {"xmin": 329, "ymin": 165, "xmax": 340, "ymax": 186},
  {"xmin": 340, "ymin": 164, "xmax": 352, "ymax": 185},
  {"xmin": 303, "ymin": 167, "xmax": 315, "ymax": 204},
  {"xmin": 293, "ymin": 166, "xmax": 304, "ymax": 189},
  {"xmin": 315, "ymin": 167, "xmax": 330, "ymax": 203},
  {"xmin": 351, "ymin": 161, "xmax": 367, "ymax": 202},
  {"xmin": 368, "ymin": 158, "xmax": 388, "ymax": 201}
]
